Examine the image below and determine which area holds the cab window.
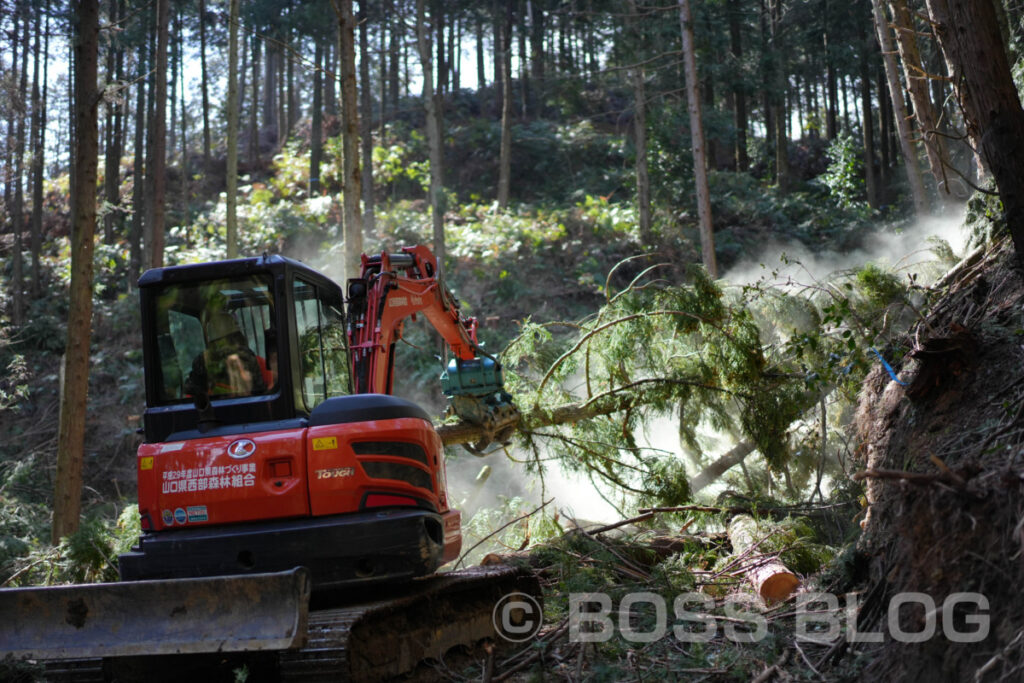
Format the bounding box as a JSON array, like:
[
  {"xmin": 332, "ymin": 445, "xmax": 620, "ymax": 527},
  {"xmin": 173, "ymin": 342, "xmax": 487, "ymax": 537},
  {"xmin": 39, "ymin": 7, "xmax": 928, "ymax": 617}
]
[
  {"xmin": 152, "ymin": 276, "xmax": 276, "ymax": 403},
  {"xmin": 293, "ymin": 278, "xmax": 350, "ymax": 411}
]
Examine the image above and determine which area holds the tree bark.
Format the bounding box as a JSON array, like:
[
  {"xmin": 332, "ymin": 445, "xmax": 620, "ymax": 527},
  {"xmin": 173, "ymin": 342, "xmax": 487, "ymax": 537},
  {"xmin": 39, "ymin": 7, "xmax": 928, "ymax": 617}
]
[
  {"xmin": 336, "ymin": 0, "xmax": 364, "ymax": 279},
  {"xmin": 476, "ymin": 11, "xmax": 487, "ymax": 90},
  {"xmin": 859, "ymin": 15, "xmax": 879, "ymax": 208},
  {"xmin": 199, "ymin": 0, "xmax": 211, "ymax": 168},
  {"xmin": 871, "ymin": 0, "xmax": 930, "ymax": 215},
  {"xmin": 359, "ymin": 3, "xmax": 377, "ymax": 236},
  {"xmin": 53, "ymin": 0, "xmax": 99, "ymax": 544},
  {"xmin": 824, "ymin": 0, "xmax": 838, "ymax": 140},
  {"xmin": 389, "ymin": 1, "xmax": 401, "ymax": 119},
  {"xmin": 226, "ymin": 0, "xmax": 240, "ymax": 258},
  {"xmin": 497, "ymin": 0, "xmax": 513, "ymax": 209},
  {"xmin": 529, "ymin": 1, "xmax": 545, "ymax": 116},
  {"xmin": 887, "ymin": 0, "xmax": 952, "ymax": 198},
  {"xmin": 679, "ymin": 0, "xmax": 717, "ymax": 278},
  {"xmin": 130, "ymin": 35, "xmax": 147, "ymax": 279},
  {"xmin": 310, "ymin": 39, "xmax": 324, "ymax": 198},
  {"xmin": 416, "ymin": 0, "xmax": 446, "ymax": 271},
  {"xmin": 769, "ymin": 0, "xmax": 790, "ymax": 192},
  {"xmin": 249, "ymin": 34, "xmax": 261, "ymax": 168},
  {"xmin": 633, "ymin": 63, "xmax": 652, "ymax": 242},
  {"xmin": 728, "ymin": 0, "xmax": 749, "ymax": 171},
  {"xmin": 144, "ymin": 0, "xmax": 168, "ymax": 270},
  {"xmin": 924, "ymin": 0, "xmax": 1024, "ymax": 262},
  {"xmin": 102, "ymin": 0, "xmax": 124, "ymax": 248},
  {"xmin": 30, "ymin": 7, "xmax": 49, "ymax": 297},
  {"xmin": 11, "ymin": 3, "xmax": 29, "ymax": 326}
]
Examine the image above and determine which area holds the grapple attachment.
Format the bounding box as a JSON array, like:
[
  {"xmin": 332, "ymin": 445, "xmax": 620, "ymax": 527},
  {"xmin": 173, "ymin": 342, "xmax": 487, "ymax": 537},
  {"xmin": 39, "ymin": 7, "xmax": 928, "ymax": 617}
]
[{"xmin": 441, "ymin": 356, "xmax": 520, "ymax": 453}]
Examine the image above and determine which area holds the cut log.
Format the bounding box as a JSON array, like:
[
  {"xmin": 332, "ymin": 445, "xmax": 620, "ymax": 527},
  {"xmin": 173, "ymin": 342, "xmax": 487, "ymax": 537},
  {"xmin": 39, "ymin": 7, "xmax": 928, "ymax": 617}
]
[{"xmin": 727, "ymin": 515, "xmax": 799, "ymax": 604}]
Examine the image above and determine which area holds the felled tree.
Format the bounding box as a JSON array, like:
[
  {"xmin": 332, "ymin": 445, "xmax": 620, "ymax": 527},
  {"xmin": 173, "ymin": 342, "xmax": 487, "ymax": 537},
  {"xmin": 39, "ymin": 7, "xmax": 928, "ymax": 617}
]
[{"xmin": 439, "ymin": 251, "xmax": 938, "ymax": 507}]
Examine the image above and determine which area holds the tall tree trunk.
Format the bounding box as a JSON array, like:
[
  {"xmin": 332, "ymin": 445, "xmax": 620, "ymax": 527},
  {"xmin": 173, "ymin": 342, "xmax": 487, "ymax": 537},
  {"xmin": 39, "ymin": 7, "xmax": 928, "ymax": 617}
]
[
  {"xmin": 53, "ymin": 0, "xmax": 100, "ymax": 544},
  {"xmin": 517, "ymin": 3, "xmax": 528, "ymax": 118},
  {"xmin": 493, "ymin": 5, "xmax": 505, "ymax": 117},
  {"xmin": 168, "ymin": 9, "xmax": 177, "ymax": 157},
  {"xmin": 336, "ymin": 0, "xmax": 364, "ymax": 279},
  {"xmin": 379, "ymin": 18, "xmax": 387, "ymax": 137},
  {"xmin": 759, "ymin": 0, "xmax": 774, "ymax": 179},
  {"xmin": 249, "ymin": 34, "xmax": 261, "ymax": 167},
  {"xmin": 497, "ymin": 0, "xmax": 512, "ymax": 208},
  {"xmin": 416, "ymin": 0, "xmax": 446, "ymax": 270},
  {"xmin": 680, "ymin": 0, "xmax": 717, "ymax": 278},
  {"xmin": 325, "ymin": 40, "xmax": 336, "ymax": 117},
  {"xmin": 529, "ymin": 1, "xmax": 545, "ymax": 117},
  {"xmin": 277, "ymin": 46, "xmax": 286, "ymax": 146},
  {"xmin": 877, "ymin": 65, "xmax": 892, "ymax": 188},
  {"xmin": 434, "ymin": 0, "xmax": 446, "ymax": 94},
  {"xmin": 226, "ymin": 0, "xmax": 240, "ymax": 258},
  {"xmin": 12, "ymin": 4, "xmax": 29, "ymax": 326},
  {"xmin": 144, "ymin": 0, "xmax": 168, "ymax": 270},
  {"xmin": 476, "ymin": 11, "xmax": 486, "ymax": 90},
  {"xmin": 102, "ymin": 1, "xmax": 117, "ymax": 244},
  {"xmin": 451, "ymin": 9, "xmax": 461, "ymax": 93},
  {"xmin": 359, "ymin": 4, "xmax": 377, "ymax": 236},
  {"xmin": 887, "ymin": 0, "xmax": 951, "ymax": 198},
  {"xmin": 769, "ymin": 0, "xmax": 790, "ymax": 192},
  {"xmin": 30, "ymin": 8, "xmax": 48, "ymax": 297},
  {"xmin": 824, "ymin": 0, "xmax": 838, "ymax": 140},
  {"xmin": 287, "ymin": 27, "xmax": 296, "ymax": 132},
  {"xmin": 199, "ymin": 0, "xmax": 211, "ymax": 168},
  {"xmin": 103, "ymin": 0, "xmax": 124, "ymax": 247},
  {"xmin": 871, "ymin": 0, "xmax": 929, "ymax": 214},
  {"xmin": 859, "ymin": 15, "xmax": 879, "ymax": 208},
  {"xmin": 310, "ymin": 40, "xmax": 324, "ymax": 197},
  {"xmin": 179, "ymin": 16, "xmax": 188, "ymax": 224},
  {"xmin": 729, "ymin": 0, "xmax": 749, "ymax": 171},
  {"xmin": 924, "ymin": 0, "xmax": 1024, "ymax": 261},
  {"xmin": 628, "ymin": 0, "xmax": 651, "ymax": 241},
  {"xmin": 130, "ymin": 38, "xmax": 147, "ymax": 279},
  {"xmin": 390, "ymin": 1, "xmax": 401, "ymax": 119},
  {"xmin": 263, "ymin": 47, "xmax": 278, "ymax": 147}
]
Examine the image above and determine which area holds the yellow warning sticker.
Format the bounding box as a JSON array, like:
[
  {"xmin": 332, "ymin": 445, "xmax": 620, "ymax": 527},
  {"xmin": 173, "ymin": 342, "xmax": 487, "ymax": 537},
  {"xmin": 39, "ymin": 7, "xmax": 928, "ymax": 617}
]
[
  {"xmin": 312, "ymin": 437, "xmax": 338, "ymax": 451},
  {"xmin": 140, "ymin": 456, "xmax": 154, "ymax": 471}
]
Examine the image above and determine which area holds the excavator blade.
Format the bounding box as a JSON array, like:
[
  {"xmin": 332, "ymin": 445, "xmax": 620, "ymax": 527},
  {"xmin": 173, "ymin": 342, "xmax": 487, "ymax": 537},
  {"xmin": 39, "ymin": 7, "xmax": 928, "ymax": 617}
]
[{"xmin": 0, "ymin": 567, "xmax": 310, "ymax": 660}]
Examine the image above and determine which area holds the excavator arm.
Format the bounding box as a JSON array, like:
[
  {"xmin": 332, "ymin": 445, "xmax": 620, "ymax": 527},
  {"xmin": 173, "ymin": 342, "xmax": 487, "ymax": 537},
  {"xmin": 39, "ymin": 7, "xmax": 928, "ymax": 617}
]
[{"xmin": 345, "ymin": 245, "xmax": 519, "ymax": 451}]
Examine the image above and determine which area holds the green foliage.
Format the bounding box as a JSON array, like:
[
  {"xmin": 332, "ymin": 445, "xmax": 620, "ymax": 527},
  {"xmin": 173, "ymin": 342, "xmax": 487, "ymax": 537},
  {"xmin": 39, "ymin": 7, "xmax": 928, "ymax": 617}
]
[{"xmin": 821, "ymin": 133, "xmax": 868, "ymax": 212}]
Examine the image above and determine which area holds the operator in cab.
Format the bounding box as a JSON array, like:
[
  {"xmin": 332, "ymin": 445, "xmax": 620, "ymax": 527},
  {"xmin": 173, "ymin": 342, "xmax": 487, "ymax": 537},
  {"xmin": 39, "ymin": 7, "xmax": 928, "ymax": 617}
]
[{"xmin": 184, "ymin": 310, "xmax": 268, "ymax": 398}]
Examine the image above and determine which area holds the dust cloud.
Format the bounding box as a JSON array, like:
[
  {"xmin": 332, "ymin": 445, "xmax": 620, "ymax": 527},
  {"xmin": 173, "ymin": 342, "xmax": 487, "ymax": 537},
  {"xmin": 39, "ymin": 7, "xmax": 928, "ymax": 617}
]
[{"xmin": 723, "ymin": 207, "xmax": 970, "ymax": 287}]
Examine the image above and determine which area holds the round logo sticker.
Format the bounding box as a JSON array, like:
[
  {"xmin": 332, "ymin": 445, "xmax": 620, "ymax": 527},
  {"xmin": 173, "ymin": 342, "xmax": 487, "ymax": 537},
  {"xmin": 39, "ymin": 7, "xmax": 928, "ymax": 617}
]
[
  {"xmin": 228, "ymin": 439, "xmax": 256, "ymax": 459},
  {"xmin": 174, "ymin": 508, "xmax": 187, "ymax": 525},
  {"xmin": 162, "ymin": 509, "xmax": 174, "ymax": 526}
]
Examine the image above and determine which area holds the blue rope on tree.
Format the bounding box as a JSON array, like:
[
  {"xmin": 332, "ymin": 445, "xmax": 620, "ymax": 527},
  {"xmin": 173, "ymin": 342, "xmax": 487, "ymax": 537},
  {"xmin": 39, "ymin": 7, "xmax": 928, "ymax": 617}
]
[{"xmin": 869, "ymin": 347, "xmax": 907, "ymax": 386}]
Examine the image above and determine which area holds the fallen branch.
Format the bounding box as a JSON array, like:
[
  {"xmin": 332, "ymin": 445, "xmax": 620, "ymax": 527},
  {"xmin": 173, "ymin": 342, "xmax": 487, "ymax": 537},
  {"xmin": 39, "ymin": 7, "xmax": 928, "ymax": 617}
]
[
  {"xmin": 584, "ymin": 512, "xmax": 655, "ymax": 535},
  {"xmin": 455, "ymin": 498, "xmax": 551, "ymax": 569},
  {"xmin": 751, "ymin": 648, "xmax": 791, "ymax": 683},
  {"xmin": 852, "ymin": 467, "xmax": 966, "ymax": 490}
]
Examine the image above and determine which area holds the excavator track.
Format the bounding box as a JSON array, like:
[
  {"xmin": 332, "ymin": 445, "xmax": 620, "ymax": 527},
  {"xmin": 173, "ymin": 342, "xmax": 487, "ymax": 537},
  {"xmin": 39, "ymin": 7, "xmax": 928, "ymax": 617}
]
[{"xmin": 38, "ymin": 565, "xmax": 540, "ymax": 683}]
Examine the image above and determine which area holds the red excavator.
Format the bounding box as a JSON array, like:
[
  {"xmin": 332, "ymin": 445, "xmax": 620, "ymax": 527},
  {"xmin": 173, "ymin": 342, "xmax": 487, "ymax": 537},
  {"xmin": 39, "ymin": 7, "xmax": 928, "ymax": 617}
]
[{"xmin": 1, "ymin": 246, "xmax": 531, "ymax": 681}]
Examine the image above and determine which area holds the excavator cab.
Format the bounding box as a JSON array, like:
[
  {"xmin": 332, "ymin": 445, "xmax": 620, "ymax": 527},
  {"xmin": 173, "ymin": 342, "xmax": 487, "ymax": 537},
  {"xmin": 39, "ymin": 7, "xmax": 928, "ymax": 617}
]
[
  {"xmin": 120, "ymin": 255, "xmax": 460, "ymax": 590},
  {"xmin": 137, "ymin": 256, "xmax": 349, "ymax": 442}
]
